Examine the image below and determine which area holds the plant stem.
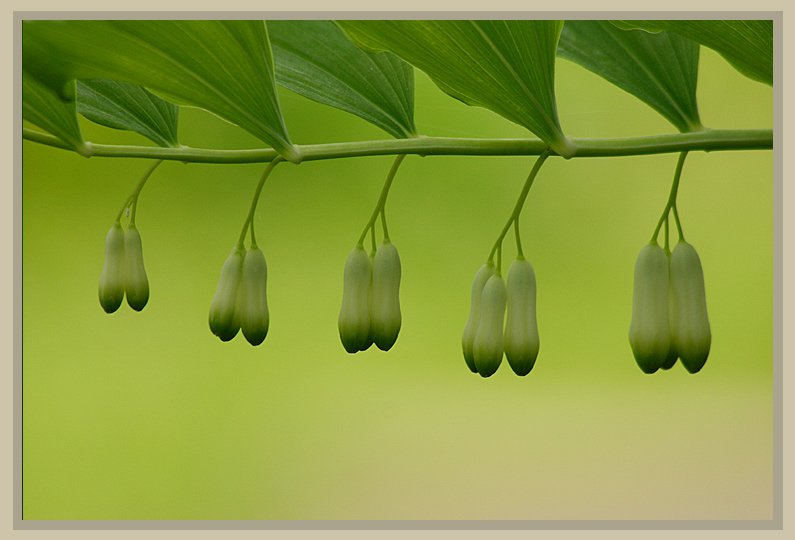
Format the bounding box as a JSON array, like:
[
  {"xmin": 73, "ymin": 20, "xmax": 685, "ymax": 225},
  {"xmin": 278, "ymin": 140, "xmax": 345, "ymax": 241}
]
[
  {"xmin": 115, "ymin": 159, "xmax": 163, "ymax": 224},
  {"xmin": 23, "ymin": 128, "xmax": 773, "ymax": 164},
  {"xmin": 672, "ymin": 204, "xmax": 684, "ymax": 242},
  {"xmin": 489, "ymin": 150, "xmax": 551, "ymax": 263},
  {"xmin": 357, "ymin": 154, "xmax": 406, "ymax": 246},
  {"xmin": 652, "ymin": 151, "xmax": 688, "ymax": 244},
  {"xmin": 514, "ymin": 217, "xmax": 524, "ymax": 259},
  {"xmin": 381, "ymin": 209, "xmax": 390, "ymax": 242},
  {"xmin": 238, "ymin": 157, "xmax": 283, "ymax": 247}
]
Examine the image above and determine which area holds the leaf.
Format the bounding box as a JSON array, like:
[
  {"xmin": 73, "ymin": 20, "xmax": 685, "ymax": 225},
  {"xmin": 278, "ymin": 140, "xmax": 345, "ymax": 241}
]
[
  {"xmin": 558, "ymin": 21, "xmax": 702, "ymax": 133},
  {"xmin": 337, "ymin": 20, "xmax": 575, "ymax": 158},
  {"xmin": 611, "ymin": 20, "xmax": 773, "ymax": 86},
  {"xmin": 76, "ymin": 79, "xmax": 180, "ymax": 148},
  {"xmin": 22, "ymin": 20, "xmax": 300, "ymax": 162},
  {"xmin": 22, "ymin": 70, "xmax": 85, "ymax": 153},
  {"xmin": 268, "ymin": 20, "xmax": 416, "ymax": 139}
]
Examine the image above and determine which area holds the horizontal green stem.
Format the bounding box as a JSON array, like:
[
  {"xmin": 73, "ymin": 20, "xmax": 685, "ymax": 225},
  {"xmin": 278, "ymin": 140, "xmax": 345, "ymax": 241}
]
[{"xmin": 23, "ymin": 127, "xmax": 773, "ymax": 164}]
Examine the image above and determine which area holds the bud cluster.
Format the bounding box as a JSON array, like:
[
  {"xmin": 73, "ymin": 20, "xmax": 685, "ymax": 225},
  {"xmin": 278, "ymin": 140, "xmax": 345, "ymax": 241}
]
[
  {"xmin": 208, "ymin": 244, "xmax": 270, "ymax": 346},
  {"xmin": 98, "ymin": 222, "xmax": 150, "ymax": 313},
  {"xmin": 93, "ymin": 154, "xmax": 723, "ymax": 378},
  {"xmin": 462, "ymin": 257, "xmax": 540, "ymax": 378},
  {"xmin": 628, "ymin": 241, "xmax": 711, "ymax": 374},
  {"xmin": 338, "ymin": 241, "xmax": 402, "ymax": 353}
]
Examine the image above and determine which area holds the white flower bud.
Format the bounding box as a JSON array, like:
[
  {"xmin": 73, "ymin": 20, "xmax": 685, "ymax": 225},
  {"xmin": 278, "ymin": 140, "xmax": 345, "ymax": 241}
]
[
  {"xmin": 370, "ymin": 241, "xmax": 402, "ymax": 351},
  {"xmin": 503, "ymin": 257, "xmax": 539, "ymax": 376},
  {"xmin": 240, "ymin": 247, "xmax": 270, "ymax": 346},
  {"xmin": 98, "ymin": 223, "xmax": 126, "ymax": 314},
  {"xmin": 124, "ymin": 224, "xmax": 149, "ymax": 312},
  {"xmin": 628, "ymin": 243, "xmax": 670, "ymax": 374},
  {"xmin": 338, "ymin": 246, "xmax": 372, "ymax": 353},
  {"xmin": 669, "ymin": 241, "xmax": 711, "ymax": 373},
  {"xmin": 462, "ymin": 262, "xmax": 496, "ymax": 373},
  {"xmin": 209, "ymin": 245, "xmax": 245, "ymax": 342},
  {"xmin": 473, "ymin": 273, "xmax": 506, "ymax": 378}
]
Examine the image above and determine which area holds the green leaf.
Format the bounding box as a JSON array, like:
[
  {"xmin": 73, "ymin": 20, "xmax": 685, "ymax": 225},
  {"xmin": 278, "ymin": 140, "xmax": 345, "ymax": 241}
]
[
  {"xmin": 22, "ymin": 70, "xmax": 86, "ymax": 153},
  {"xmin": 612, "ymin": 20, "xmax": 773, "ymax": 86},
  {"xmin": 558, "ymin": 21, "xmax": 702, "ymax": 133},
  {"xmin": 22, "ymin": 20, "xmax": 300, "ymax": 162},
  {"xmin": 337, "ymin": 20, "xmax": 575, "ymax": 158},
  {"xmin": 76, "ymin": 79, "xmax": 180, "ymax": 148},
  {"xmin": 268, "ymin": 20, "xmax": 416, "ymax": 139}
]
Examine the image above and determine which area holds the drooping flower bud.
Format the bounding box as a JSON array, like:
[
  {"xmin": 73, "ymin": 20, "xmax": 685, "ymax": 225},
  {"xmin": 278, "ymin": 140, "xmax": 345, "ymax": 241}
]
[
  {"xmin": 208, "ymin": 244, "xmax": 245, "ymax": 342},
  {"xmin": 462, "ymin": 262, "xmax": 496, "ymax": 373},
  {"xmin": 98, "ymin": 223, "xmax": 126, "ymax": 314},
  {"xmin": 370, "ymin": 240, "xmax": 402, "ymax": 351},
  {"xmin": 503, "ymin": 257, "xmax": 539, "ymax": 376},
  {"xmin": 628, "ymin": 243, "xmax": 670, "ymax": 374},
  {"xmin": 240, "ymin": 247, "xmax": 269, "ymax": 346},
  {"xmin": 124, "ymin": 224, "xmax": 149, "ymax": 312},
  {"xmin": 669, "ymin": 241, "xmax": 711, "ymax": 373},
  {"xmin": 338, "ymin": 245, "xmax": 372, "ymax": 353},
  {"xmin": 473, "ymin": 273, "xmax": 506, "ymax": 378}
]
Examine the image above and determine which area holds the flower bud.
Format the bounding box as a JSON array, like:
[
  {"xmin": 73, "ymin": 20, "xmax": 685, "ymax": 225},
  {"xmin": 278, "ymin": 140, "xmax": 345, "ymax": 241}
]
[
  {"xmin": 338, "ymin": 245, "xmax": 372, "ymax": 353},
  {"xmin": 209, "ymin": 244, "xmax": 245, "ymax": 341},
  {"xmin": 669, "ymin": 241, "xmax": 711, "ymax": 373},
  {"xmin": 462, "ymin": 262, "xmax": 496, "ymax": 373},
  {"xmin": 370, "ymin": 241, "xmax": 402, "ymax": 351},
  {"xmin": 98, "ymin": 223, "xmax": 126, "ymax": 313},
  {"xmin": 628, "ymin": 243, "xmax": 670, "ymax": 374},
  {"xmin": 503, "ymin": 257, "xmax": 539, "ymax": 376},
  {"xmin": 473, "ymin": 273, "xmax": 506, "ymax": 378},
  {"xmin": 124, "ymin": 224, "xmax": 149, "ymax": 311},
  {"xmin": 240, "ymin": 247, "xmax": 269, "ymax": 346}
]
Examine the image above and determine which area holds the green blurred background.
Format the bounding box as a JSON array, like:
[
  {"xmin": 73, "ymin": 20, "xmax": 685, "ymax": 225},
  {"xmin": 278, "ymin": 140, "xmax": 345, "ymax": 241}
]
[{"xmin": 22, "ymin": 45, "xmax": 774, "ymax": 520}]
